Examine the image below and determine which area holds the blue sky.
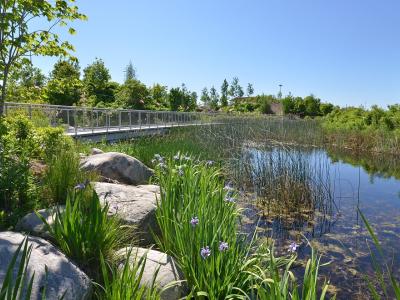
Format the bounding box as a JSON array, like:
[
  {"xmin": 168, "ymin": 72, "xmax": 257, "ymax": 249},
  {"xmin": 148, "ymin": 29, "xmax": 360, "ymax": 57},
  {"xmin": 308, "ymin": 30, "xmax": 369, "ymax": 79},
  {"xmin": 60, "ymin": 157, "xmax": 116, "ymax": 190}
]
[{"xmin": 33, "ymin": 0, "xmax": 400, "ymax": 107}]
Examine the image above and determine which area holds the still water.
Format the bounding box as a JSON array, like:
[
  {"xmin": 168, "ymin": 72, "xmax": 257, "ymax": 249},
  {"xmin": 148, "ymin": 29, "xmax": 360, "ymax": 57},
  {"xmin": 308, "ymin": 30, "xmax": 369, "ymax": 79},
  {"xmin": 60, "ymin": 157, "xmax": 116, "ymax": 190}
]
[{"xmin": 239, "ymin": 146, "xmax": 400, "ymax": 299}]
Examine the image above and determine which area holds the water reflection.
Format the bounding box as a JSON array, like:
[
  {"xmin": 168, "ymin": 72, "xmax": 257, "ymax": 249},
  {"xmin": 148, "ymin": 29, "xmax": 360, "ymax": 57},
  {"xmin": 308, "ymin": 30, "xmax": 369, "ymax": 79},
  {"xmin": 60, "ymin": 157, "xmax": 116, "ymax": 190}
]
[{"xmin": 237, "ymin": 146, "xmax": 400, "ymax": 299}]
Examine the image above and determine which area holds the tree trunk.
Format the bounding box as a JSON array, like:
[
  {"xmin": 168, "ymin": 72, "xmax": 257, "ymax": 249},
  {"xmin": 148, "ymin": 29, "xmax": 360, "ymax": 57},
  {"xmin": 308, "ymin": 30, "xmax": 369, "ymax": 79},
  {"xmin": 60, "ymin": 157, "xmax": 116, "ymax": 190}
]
[{"xmin": 0, "ymin": 71, "xmax": 8, "ymax": 117}]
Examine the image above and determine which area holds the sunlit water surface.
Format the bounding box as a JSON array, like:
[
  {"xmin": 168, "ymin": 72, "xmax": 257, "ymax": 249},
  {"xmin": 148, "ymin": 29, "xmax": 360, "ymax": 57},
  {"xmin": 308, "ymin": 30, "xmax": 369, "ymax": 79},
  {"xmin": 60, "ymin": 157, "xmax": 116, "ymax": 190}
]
[{"xmin": 239, "ymin": 147, "xmax": 400, "ymax": 299}]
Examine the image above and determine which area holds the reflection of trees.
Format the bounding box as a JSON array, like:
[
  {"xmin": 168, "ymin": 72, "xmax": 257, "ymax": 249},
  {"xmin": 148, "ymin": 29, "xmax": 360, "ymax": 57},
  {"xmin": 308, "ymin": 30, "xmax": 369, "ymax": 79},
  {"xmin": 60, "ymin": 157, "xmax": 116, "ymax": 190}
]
[{"xmin": 326, "ymin": 148, "xmax": 400, "ymax": 180}]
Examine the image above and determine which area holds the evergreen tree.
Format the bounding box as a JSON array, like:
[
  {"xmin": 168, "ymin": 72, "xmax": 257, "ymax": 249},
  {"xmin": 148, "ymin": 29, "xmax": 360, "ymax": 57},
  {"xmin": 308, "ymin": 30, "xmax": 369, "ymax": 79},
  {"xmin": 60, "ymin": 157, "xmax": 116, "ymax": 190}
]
[
  {"xmin": 200, "ymin": 87, "xmax": 210, "ymax": 106},
  {"xmin": 247, "ymin": 83, "xmax": 254, "ymax": 97},
  {"xmin": 209, "ymin": 86, "xmax": 219, "ymax": 109},
  {"xmin": 220, "ymin": 79, "xmax": 229, "ymax": 107},
  {"xmin": 124, "ymin": 61, "xmax": 136, "ymax": 82}
]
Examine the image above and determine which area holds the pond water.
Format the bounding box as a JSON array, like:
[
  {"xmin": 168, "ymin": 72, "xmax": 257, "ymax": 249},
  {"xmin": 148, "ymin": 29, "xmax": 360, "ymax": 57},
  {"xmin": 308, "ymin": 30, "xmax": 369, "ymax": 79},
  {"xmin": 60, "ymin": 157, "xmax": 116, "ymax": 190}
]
[{"xmin": 238, "ymin": 146, "xmax": 400, "ymax": 299}]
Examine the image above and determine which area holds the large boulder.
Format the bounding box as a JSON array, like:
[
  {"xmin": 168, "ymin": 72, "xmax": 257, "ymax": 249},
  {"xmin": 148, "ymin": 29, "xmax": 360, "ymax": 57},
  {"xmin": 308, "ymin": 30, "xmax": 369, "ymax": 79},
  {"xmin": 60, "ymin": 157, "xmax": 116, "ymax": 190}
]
[
  {"xmin": 16, "ymin": 206, "xmax": 65, "ymax": 239},
  {"xmin": 0, "ymin": 231, "xmax": 92, "ymax": 300},
  {"xmin": 93, "ymin": 182, "xmax": 159, "ymax": 245},
  {"xmin": 115, "ymin": 247, "xmax": 187, "ymax": 300},
  {"xmin": 81, "ymin": 152, "xmax": 154, "ymax": 185}
]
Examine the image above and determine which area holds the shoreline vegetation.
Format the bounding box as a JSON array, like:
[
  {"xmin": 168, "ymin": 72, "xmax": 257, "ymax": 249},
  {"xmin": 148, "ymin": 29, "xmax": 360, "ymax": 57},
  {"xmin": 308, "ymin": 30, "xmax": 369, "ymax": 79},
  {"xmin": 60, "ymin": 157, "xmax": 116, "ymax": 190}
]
[{"xmin": 1, "ymin": 112, "xmax": 399, "ymax": 299}]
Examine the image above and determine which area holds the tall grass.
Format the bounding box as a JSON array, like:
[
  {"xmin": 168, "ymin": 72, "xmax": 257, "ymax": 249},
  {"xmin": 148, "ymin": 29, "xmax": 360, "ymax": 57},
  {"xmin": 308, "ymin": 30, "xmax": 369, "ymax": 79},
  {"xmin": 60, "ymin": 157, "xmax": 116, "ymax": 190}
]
[
  {"xmin": 153, "ymin": 153, "xmax": 332, "ymax": 299},
  {"xmin": 42, "ymin": 147, "xmax": 94, "ymax": 205},
  {"xmin": 0, "ymin": 238, "xmax": 34, "ymax": 300},
  {"xmin": 233, "ymin": 146, "xmax": 334, "ymax": 217},
  {"xmin": 97, "ymin": 249, "xmax": 161, "ymax": 300},
  {"xmin": 39, "ymin": 186, "xmax": 127, "ymax": 281}
]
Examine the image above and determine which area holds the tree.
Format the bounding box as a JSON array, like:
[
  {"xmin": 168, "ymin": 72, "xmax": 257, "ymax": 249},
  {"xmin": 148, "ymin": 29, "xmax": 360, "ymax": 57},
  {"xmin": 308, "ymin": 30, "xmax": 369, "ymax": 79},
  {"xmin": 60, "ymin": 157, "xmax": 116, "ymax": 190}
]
[
  {"xmin": 229, "ymin": 77, "xmax": 244, "ymax": 99},
  {"xmin": 150, "ymin": 84, "xmax": 168, "ymax": 108},
  {"xmin": 83, "ymin": 58, "xmax": 112, "ymax": 105},
  {"xmin": 247, "ymin": 83, "xmax": 254, "ymax": 97},
  {"xmin": 220, "ymin": 79, "xmax": 229, "ymax": 107},
  {"xmin": 0, "ymin": 0, "xmax": 86, "ymax": 115},
  {"xmin": 168, "ymin": 84, "xmax": 197, "ymax": 111},
  {"xmin": 200, "ymin": 87, "xmax": 210, "ymax": 106},
  {"xmin": 116, "ymin": 79, "xmax": 149, "ymax": 109},
  {"xmin": 46, "ymin": 60, "xmax": 82, "ymax": 106},
  {"xmin": 6, "ymin": 62, "xmax": 47, "ymax": 103},
  {"xmin": 209, "ymin": 86, "xmax": 219, "ymax": 110},
  {"xmin": 124, "ymin": 61, "xmax": 136, "ymax": 82}
]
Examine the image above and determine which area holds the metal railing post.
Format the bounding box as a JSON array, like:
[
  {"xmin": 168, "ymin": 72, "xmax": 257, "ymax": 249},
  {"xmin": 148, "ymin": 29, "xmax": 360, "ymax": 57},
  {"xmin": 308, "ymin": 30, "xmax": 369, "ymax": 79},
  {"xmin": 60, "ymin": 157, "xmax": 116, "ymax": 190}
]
[
  {"xmin": 129, "ymin": 111, "xmax": 132, "ymax": 130},
  {"xmin": 118, "ymin": 110, "xmax": 122, "ymax": 130},
  {"xmin": 139, "ymin": 111, "xmax": 142, "ymax": 129}
]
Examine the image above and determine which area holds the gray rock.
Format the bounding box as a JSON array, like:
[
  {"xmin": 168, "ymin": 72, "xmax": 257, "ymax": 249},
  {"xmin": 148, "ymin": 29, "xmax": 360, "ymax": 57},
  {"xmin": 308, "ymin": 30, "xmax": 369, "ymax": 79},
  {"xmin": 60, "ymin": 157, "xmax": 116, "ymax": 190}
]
[
  {"xmin": 81, "ymin": 152, "xmax": 154, "ymax": 185},
  {"xmin": 115, "ymin": 247, "xmax": 186, "ymax": 300},
  {"xmin": 0, "ymin": 231, "xmax": 92, "ymax": 300},
  {"xmin": 15, "ymin": 206, "xmax": 65, "ymax": 239},
  {"xmin": 91, "ymin": 148, "xmax": 104, "ymax": 155},
  {"xmin": 93, "ymin": 182, "xmax": 159, "ymax": 245}
]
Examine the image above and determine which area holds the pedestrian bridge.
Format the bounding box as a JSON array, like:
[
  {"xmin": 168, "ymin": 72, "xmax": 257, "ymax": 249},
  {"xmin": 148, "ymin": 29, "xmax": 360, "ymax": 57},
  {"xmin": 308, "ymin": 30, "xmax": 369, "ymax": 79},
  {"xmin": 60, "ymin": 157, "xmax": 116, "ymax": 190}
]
[{"xmin": 3, "ymin": 102, "xmax": 224, "ymax": 142}]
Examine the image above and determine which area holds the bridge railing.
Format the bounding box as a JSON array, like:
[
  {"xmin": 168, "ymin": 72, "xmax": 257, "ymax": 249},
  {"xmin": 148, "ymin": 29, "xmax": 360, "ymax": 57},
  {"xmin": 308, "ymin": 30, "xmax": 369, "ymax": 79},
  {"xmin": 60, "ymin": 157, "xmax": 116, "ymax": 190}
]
[{"xmin": 3, "ymin": 102, "xmax": 224, "ymax": 135}]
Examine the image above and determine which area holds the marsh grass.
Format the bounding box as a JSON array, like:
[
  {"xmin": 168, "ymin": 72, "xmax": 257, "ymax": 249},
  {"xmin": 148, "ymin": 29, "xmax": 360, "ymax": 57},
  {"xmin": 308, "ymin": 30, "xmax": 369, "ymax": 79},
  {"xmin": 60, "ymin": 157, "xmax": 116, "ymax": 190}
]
[
  {"xmin": 152, "ymin": 153, "xmax": 332, "ymax": 299},
  {"xmin": 232, "ymin": 146, "xmax": 334, "ymax": 219}
]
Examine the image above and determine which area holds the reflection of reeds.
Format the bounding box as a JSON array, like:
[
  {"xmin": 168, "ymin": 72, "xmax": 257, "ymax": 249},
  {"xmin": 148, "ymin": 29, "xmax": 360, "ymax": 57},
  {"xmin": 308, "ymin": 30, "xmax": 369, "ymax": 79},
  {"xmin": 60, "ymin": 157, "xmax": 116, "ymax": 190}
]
[{"xmin": 233, "ymin": 146, "xmax": 335, "ymax": 219}]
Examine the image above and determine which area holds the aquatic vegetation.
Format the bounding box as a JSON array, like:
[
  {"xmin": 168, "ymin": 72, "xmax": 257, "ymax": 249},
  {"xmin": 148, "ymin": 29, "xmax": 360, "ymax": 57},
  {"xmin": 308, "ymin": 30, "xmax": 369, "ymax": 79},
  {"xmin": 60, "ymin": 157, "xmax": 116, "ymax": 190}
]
[
  {"xmin": 153, "ymin": 153, "xmax": 332, "ymax": 298},
  {"xmin": 359, "ymin": 209, "xmax": 400, "ymax": 299}
]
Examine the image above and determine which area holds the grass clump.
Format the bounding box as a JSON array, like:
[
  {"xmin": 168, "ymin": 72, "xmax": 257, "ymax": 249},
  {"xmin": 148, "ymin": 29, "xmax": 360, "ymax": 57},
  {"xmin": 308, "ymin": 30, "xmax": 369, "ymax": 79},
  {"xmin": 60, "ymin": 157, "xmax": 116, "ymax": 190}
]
[
  {"xmin": 153, "ymin": 153, "xmax": 332, "ymax": 299},
  {"xmin": 39, "ymin": 185, "xmax": 127, "ymax": 281},
  {"xmin": 98, "ymin": 249, "xmax": 161, "ymax": 300}
]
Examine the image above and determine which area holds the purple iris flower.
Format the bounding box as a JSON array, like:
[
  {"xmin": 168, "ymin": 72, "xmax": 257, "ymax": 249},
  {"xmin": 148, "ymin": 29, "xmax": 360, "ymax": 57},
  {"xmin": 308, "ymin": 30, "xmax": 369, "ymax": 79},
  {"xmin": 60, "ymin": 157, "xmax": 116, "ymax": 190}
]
[
  {"xmin": 288, "ymin": 242, "xmax": 299, "ymax": 253},
  {"xmin": 219, "ymin": 241, "xmax": 229, "ymax": 252},
  {"xmin": 200, "ymin": 246, "xmax": 211, "ymax": 259},
  {"xmin": 190, "ymin": 217, "xmax": 199, "ymax": 227},
  {"xmin": 74, "ymin": 183, "xmax": 86, "ymax": 190}
]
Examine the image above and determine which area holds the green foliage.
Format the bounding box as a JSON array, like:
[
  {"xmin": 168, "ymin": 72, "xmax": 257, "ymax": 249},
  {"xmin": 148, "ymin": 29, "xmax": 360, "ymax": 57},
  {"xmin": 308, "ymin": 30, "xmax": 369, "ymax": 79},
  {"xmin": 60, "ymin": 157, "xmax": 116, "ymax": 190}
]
[
  {"xmin": 0, "ymin": 116, "xmax": 38, "ymax": 228},
  {"xmin": 98, "ymin": 249, "xmax": 161, "ymax": 300},
  {"xmin": 124, "ymin": 61, "xmax": 136, "ymax": 82},
  {"xmin": 116, "ymin": 79, "xmax": 150, "ymax": 110},
  {"xmin": 247, "ymin": 83, "xmax": 254, "ymax": 97},
  {"xmin": 282, "ymin": 94, "xmax": 332, "ymax": 118},
  {"xmin": 168, "ymin": 84, "xmax": 197, "ymax": 111},
  {"xmin": 0, "ymin": 0, "xmax": 86, "ymax": 114},
  {"xmin": 153, "ymin": 154, "xmax": 331, "ymax": 298},
  {"xmin": 323, "ymin": 105, "xmax": 400, "ymax": 132},
  {"xmin": 0, "ymin": 114, "xmax": 74, "ymax": 227},
  {"xmin": 0, "ymin": 238, "xmax": 35, "ymax": 300},
  {"xmin": 83, "ymin": 58, "xmax": 114, "ymax": 106},
  {"xmin": 229, "ymin": 77, "xmax": 244, "ymax": 99},
  {"xmin": 46, "ymin": 60, "xmax": 82, "ymax": 106},
  {"xmin": 43, "ymin": 147, "xmax": 91, "ymax": 205},
  {"xmin": 40, "ymin": 187, "xmax": 127, "ymax": 280},
  {"xmin": 220, "ymin": 79, "xmax": 229, "ymax": 107}
]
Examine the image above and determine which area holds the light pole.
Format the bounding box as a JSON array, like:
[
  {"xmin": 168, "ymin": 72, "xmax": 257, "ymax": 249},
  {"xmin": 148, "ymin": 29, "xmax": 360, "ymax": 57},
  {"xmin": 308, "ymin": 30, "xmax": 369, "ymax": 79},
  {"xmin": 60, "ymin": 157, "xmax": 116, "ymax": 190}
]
[{"xmin": 278, "ymin": 84, "xmax": 283, "ymax": 99}]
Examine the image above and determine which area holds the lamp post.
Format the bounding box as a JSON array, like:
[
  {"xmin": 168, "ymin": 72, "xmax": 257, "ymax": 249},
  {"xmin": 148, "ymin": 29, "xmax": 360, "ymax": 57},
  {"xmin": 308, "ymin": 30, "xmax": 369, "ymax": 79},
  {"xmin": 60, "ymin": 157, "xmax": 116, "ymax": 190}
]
[{"xmin": 278, "ymin": 84, "xmax": 283, "ymax": 99}]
